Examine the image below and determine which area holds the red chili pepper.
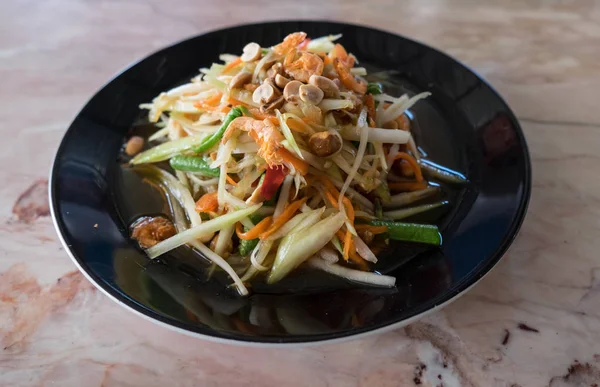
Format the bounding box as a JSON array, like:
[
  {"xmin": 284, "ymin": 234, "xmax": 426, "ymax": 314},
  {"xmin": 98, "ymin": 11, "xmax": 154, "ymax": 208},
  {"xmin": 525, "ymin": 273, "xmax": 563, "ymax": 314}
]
[{"xmin": 260, "ymin": 166, "xmax": 288, "ymax": 200}]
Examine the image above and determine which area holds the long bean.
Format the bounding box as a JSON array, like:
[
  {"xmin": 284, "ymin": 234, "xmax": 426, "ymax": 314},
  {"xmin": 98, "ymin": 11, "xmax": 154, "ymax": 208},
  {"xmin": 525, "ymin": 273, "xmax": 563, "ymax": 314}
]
[
  {"xmin": 170, "ymin": 155, "xmax": 219, "ymax": 177},
  {"xmin": 192, "ymin": 106, "xmax": 247, "ymax": 153}
]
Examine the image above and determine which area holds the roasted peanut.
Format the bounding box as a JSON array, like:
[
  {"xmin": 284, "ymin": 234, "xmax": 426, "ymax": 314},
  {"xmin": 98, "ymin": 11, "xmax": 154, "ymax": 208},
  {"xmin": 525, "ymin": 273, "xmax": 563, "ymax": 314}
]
[
  {"xmin": 275, "ymin": 74, "xmax": 290, "ymax": 88},
  {"xmin": 229, "ymin": 71, "xmax": 252, "ymax": 89},
  {"xmin": 299, "ymin": 84, "xmax": 324, "ymax": 105},
  {"xmin": 241, "ymin": 42, "xmax": 261, "ymax": 62},
  {"xmin": 283, "ymin": 80, "xmax": 303, "ymax": 102},
  {"xmin": 252, "ymin": 83, "xmax": 277, "ymax": 104},
  {"xmin": 308, "ymin": 130, "xmax": 342, "ymax": 157},
  {"xmin": 309, "ymin": 75, "xmax": 340, "ymax": 98},
  {"xmin": 125, "ymin": 136, "xmax": 144, "ymax": 156}
]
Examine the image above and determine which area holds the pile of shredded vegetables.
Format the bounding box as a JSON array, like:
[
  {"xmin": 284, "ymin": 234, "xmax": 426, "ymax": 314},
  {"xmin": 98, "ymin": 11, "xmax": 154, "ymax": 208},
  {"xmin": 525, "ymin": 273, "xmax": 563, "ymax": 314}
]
[{"xmin": 128, "ymin": 32, "xmax": 466, "ymax": 296}]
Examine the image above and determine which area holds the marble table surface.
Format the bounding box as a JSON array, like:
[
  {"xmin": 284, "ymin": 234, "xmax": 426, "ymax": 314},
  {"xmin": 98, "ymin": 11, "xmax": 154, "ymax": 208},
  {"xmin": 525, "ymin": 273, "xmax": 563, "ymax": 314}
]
[{"xmin": 2, "ymin": 0, "xmax": 600, "ymax": 386}]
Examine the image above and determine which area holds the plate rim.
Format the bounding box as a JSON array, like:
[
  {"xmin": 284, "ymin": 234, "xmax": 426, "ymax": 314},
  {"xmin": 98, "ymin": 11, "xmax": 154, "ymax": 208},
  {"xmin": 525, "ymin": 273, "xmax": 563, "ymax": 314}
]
[{"xmin": 49, "ymin": 20, "xmax": 532, "ymax": 346}]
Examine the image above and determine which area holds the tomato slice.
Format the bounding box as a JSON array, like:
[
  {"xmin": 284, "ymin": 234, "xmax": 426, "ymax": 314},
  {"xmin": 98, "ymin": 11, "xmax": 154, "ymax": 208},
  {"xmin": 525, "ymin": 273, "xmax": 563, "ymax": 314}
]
[{"xmin": 260, "ymin": 166, "xmax": 288, "ymax": 200}]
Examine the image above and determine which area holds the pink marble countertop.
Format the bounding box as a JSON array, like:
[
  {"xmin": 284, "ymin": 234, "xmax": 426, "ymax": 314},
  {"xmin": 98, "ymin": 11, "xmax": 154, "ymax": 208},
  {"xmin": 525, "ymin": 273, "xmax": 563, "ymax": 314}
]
[{"xmin": 2, "ymin": 1, "xmax": 600, "ymax": 386}]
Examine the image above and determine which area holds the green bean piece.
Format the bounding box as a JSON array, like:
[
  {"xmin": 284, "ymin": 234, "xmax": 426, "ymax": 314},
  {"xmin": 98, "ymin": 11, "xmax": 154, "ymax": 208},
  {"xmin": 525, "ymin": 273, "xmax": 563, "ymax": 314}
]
[
  {"xmin": 367, "ymin": 82, "xmax": 383, "ymax": 95},
  {"xmin": 238, "ymin": 214, "xmax": 264, "ymax": 256},
  {"xmin": 369, "ymin": 220, "xmax": 442, "ymax": 246},
  {"xmin": 192, "ymin": 106, "xmax": 245, "ymax": 153},
  {"xmin": 169, "ymin": 155, "xmax": 220, "ymax": 177}
]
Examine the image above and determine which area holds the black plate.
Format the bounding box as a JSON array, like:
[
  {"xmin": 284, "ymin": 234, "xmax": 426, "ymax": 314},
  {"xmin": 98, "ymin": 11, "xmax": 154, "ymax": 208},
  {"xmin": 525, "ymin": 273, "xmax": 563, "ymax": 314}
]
[{"xmin": 50, "ymin": 21, "xmax": 531, "ymax": 345}]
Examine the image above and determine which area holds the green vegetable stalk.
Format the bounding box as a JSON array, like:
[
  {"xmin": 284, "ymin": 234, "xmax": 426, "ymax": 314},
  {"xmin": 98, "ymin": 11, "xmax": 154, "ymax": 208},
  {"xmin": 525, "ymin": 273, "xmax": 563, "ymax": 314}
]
[
  {"xmin": 130, "ymin": 135, "xmax": 210, "ymax": 165},
  {"xmin": 192, "ymin": 106, "xmax": 248, "ymax": 153},
  {"xmin": 238, "ymin": 214, "xmax": 264, "ymax": 256},
  {"xmin": 169, "ymin": 155, "xmax": 220, "ymax": 177},
  {"xmin": 374, "ymin": 181, "xmax": 391, "ymax": 204},
  {"xmin": 368, "ymin": 220, "xmax": 442, "ymax": 246},
  {"xmin": 367, "ymin": 82, "xmax": 383, "ymax": 95}
]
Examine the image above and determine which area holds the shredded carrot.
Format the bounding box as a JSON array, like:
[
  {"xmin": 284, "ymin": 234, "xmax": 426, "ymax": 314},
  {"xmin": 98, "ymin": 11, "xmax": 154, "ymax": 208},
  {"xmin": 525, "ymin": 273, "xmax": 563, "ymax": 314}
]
[
  {"xmin": 355, "ymin": 224, "xmax": 388, "ymax": 235},
  {"xmin": 275, "ymin": 148, "xmax": 309, "ymax": 176},
  {"xmin": 330, "ymin": 44, "xmax": 353, "ymax": 67},
  {"xmin": 343, "ymin": 229, "xmax": 353, "ymax": 260},
  {"xmin": 204, "ymin": 93, "xmax": 222, "ymax": 105},
  {"xmin": 349, "ymin": 249, "xmax": 369, "ymax": 271},
  {"xmin": 317, "ymin": 175, "xmax": 340, "ymax": 197},
  {"xmin": 236, "ymin": 217, "xmax": 272, "ymax": 240},
  {"xmin": 259, "ymin": 198, "xmax": 307, "ymax": 240},
  {"xmin": 194, "ymin": 92, "xmax": 223, "ymax": 110},
  {"xmin": 392, "ymin": 152, "xmax": 423, "ymax": 182},
  {"xmin": 222, "ymin": 57, "xmax": 242, "ymax": 73},
  {"xmin": 364, "ymin": 94, "xmax": 376, "ymax": 128},
  {"xmin": 325, "ymin": 191, "xmax": 338, "ymax": 208},
  {"xmin": 333, "ymin": 58, "xmax": 366, "ymax": 94},
  {"xmin": 315, "ymin": 176, "xmax": 354, "ymax": 223},
  {"xmin": 343, "ymin": 197, "xmax": 355, "ymax": 222},
  {"xmin": 388, "ymin": 181, "xmax": 428, "ymax": 192},
  {"xmin": 195, "ymin": 192, "xmax": 219, "ymax": 213},
  {"xmin": 226, "ymin": 175, "xmax": 237, "ymax": 185},
  {"xmin": 301, "ymin": 116, "xmax": 316, "ymax": 125},
  {"xmin": 220, "ymin": 105, "xmax": 232, "ymax": 113},
  {"xmin": 396, "ymin": 114, "xmax": 411, "ymax": 131}
]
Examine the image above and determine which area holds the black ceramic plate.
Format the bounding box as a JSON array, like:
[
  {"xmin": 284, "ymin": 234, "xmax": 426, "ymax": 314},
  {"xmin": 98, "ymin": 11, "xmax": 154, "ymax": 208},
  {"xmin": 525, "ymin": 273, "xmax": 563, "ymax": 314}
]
[{"xmin": 50, "ymin": 21, "xmax": 530, "ymax": 345}]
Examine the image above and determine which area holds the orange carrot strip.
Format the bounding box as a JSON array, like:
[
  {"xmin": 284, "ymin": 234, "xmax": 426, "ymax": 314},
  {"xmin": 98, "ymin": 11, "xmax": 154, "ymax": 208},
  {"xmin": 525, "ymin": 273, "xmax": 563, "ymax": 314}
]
[
  {"xmin": 396, "ymin": 114, "xmax": 411, "ymax": 131},
  {"xmin": 325, "ymin": 191, "xmax": 338, "ymax": 208},
  {"xmin": 226, "ymin": 175, "xmax": 237, "ymax": 185},
  {"xmin": 276, "ymin": 148, "xmax": 309, "ymax": 176},
  {"xmin": 195, "ymin": 192, "xmax": 219, "ymax": 213},
  {"xmin": 343, "ymin": 229, "xmax": 353, "ymax": 260},
  {"xmin": 330, "ymin": 44, "xmax": 353, "ymax": 67},
  {"xmin": 259, "ymin": 198, "xmax": 307, "ymax": 240},
  {"xmin": 349, "ymin": 249, "xmax": 369, "ymax": 270},
  {"xmin": 194, "ymin": 92, "xmax": 223, "ymax": 110},
  {"xmin": 354, "ymin": 224, "xmax": 388, "ymax": 235},
  {"xmin": 392, "ymin": 152, "xmax": 423, "ymax": 182},
  {"xmin": 317, "ymin": 175, "xmax": 340, "ymax": 197},
  {"xmin": 334, "ymin": 58, "xmax": 366, "ymax": 94},
  {"xmin": 222, "ymin": 57, "xmax": 242, "ymax": 73},
  {"xmin": 342, "ymin": 197, "xmax": 355, "ymax": 222},
  {"xmin": 236, "ymin": 217, "xmax": 273, "ymax": 240},
  {"xmin": 388, "ymin": 181, "xmax": 428, "ymax": 192}
]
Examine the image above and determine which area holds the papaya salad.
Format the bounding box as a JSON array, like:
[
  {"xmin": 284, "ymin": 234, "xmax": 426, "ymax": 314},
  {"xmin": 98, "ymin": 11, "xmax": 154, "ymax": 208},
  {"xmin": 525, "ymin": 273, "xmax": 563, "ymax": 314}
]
[{"xmin": 127, "ymin": 32, "xmax": 466, "ymax": 296}]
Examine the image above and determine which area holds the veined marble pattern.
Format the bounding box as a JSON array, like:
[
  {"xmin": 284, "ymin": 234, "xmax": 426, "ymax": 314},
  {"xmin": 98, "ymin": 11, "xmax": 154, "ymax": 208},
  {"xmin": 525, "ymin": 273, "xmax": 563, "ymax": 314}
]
[{"xmin": 1, "ymin": 1, "xmax": 600, "ymax": 386}]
